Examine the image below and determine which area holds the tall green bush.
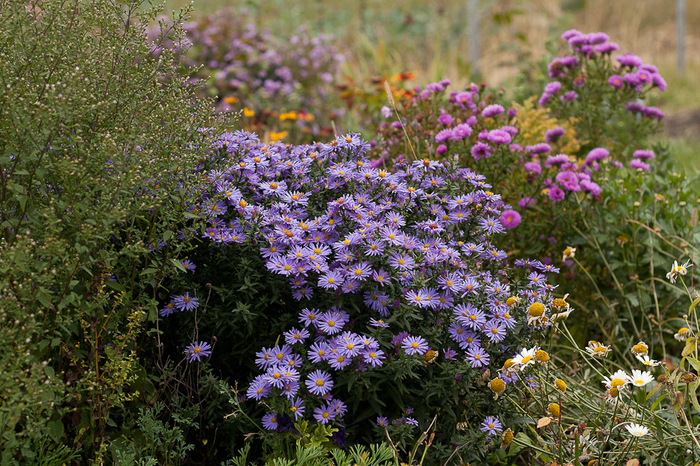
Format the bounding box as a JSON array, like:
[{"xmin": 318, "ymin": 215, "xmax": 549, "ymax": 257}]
[{"xmin": 0, "ymin": 0, "xmax": 219, "ymax": 462}]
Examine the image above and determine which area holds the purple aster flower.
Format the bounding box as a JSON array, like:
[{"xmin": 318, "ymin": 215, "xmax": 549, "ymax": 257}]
[
  {"xmin": 544, "ymin": 81, "xmax": 561, "ymax": 95},
  {"xmin": 443, "ymin": 348, "xmax": 458, "ymax": 360},
  {"xmin": 299, "ymin": 308, "xmax": 320, "ymax": 327},
  {"xmin": 377, "ymin": 416, "xmax": 388, "ymax": 427},
  {"xmin": 437, "ymin": 113, "xmax": 454, "ymax": 126},
  {"xmin": 308, "ymin": 342, "xmax": 330, "ymax": 364},
  {"xmin": 435, "ymin": 129, "xmax": 454, "ymax": 143},
  {"xmin": 633, "ymin": 149, "xmax": 655, "ymax": 159},
  {"xmin": 284, "ymin": 327, "xmax": 311, "ymax": 345},
  {"xmin": 381, "ymin": 106, "xmax": 392, "ymax": 118},
  {"xmin": 487, "ymin": 129, "xmax": 512, "ymax": 145},
  {"xmin": 179, "ymin": 259, "xmax": 196, "ymax": 272},
  {"xmin": 608, "ymin": 74, "xmax": 624, "ymax": 89},
  {"xmin": 306, "ymin": 370, "xmax": 334, "ymax": 396},
  {"xmin": 545, "ymin": 154, "xmax": 569, "ymax": 167},
  {"xmin": 405, "ymin": 417, "xmax": 419, "ymax": 426},
  {"xmin": 626, "ymin": 101, "xmax": 644, "ymax": 114},
  {"xmin": 313, "ymin": 405, "xmax": 336, "ymax": 424},
  {"xmin": 500, "ymin": 210, "xmax": 521, "ymax": 229},
  {"xmin": 452, "ymin": 123, "xmax": 473, "ymax": 140},
  {"xmin": 372, "ymin": 269, "xmax": 390, "ymax": 287},
  {"xmin": 481, "ymin": 416, "xmax": 503, "ymax": 436},
  {"xmin": 518, "ymin": 197, "xmax": 536, "ymax": 208},
  {"xmin": 436, "ymin": 144, "xmax": 447, "ymax": 154},
  {"xmin": 159, "ymin": 301, "xmax": 177, "ymax": 317},
  {"xmin": 465, "ymin": 346, "xmax": 490, "ymax": 367},
  {"xmin": 652, "ymin": 73, "xmax": 667, "ymax": 91},
  {"xmin": 402, "ymin": 335, "xmax": 429, "ymax": 355},
  {"xmin": 482, "ymin": 104, "xmax": 504, "ymax": 118},
  {"xmin": 172, "ymin": 292, "xmax": 199, "ymax": 312},
  {"xmin": 580, "ymin": 179, "xmax": 602, "ymax": 196},
  {"xmin": 369, "ymin": 318, "xmax": 390, "ymax": 328},
  {"xmin": 471, "ymin": 142, "xmax": 492, "ymax": 160},
  {"xmin": 617, "ymin": 53, "xmax": 644, "ymax": 67},
  {"xmin": 643, "ymin": 106, "xmax": 664, "ymax": 119},
  {"xmin": 526, "ymin": 143, "xmax": 551, "ymax": 154},
  {"xmin": 388, "ymin": 252, "xmax": 416, "ymax": 271},
  {"xmin": 290, "ymin": 397, "xmax": 305, "ymax": 420},
  {"xmin": 247, "ymin": 376, "xmax": 272, "ymax": 400},
  {"xmin": 262, "ymin": 412, "xmax": 279, "ymax": 430},
  {"xmin": 548, "ymin": 186, "xmax": 565, "ymax": 202},
  {"xmin": 560, "ymin": 91, "xmax": 578, "ymax": 102},
  {"xmin": 524, "ymin": 161, "xmax": 541, "ymax": 176},
  {"xmin": 555, "ymin": 171, "xmax": 581, "ymax": 191},
  {"xmin": 484, "ymin": 321, "xmax": 507, "ymax": 343},
  {"xmin": 544, "ymin": 127, "xmax": 566, "ymax": 143},
  {"xmin": 363, "ymin": 348, "xmax": 385, "ymax": 367},
  {"xmin": 185, "ymin": 341, "xmax": 212, "ymax": 362},
  {"xmin": 585, "ymin": 147, "xmax": 609, "ymax": 164},
  {"xmin": 596, "ymin": 42, "xmax": 619, "ymax": 53},
  {"xmin": 328, "ymin": 353, "xmax": 352, "ymax": 370},
  {"xmin": 318, "ymin": 310, "xmax": 346, "ymax": 335},
  {"xmin": 630, "ymin": 159, "xmax": 650, "ymax": 171}
]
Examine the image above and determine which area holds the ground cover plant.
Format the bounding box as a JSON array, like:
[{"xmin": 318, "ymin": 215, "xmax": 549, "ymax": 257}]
[{"xmin": 3, "ymin": 0, "xmax": 700, "ymax": 465}]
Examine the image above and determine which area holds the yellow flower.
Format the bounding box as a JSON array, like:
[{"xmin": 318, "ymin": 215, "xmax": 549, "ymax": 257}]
[
  {"xmin": 223, "ymin": 96, "xmax": 239, "ymax": 105},
  {"xmin": 548, "ymin": 403, "xmax": 561, "ymax": 417},
  {"xmin": 489, "ymin": 377, "xmax": 506, "ymax": 395},
  {"xmin": 501, "ymin": 428, "xmax": 514, "ymax": 448},
  {"xmin": 243, "ymin": 107, "xmax": 255, "ymax": 117},
  {"xmin": 269, "ymin": 131, "xmax": 288, "ymax": 142},
  {"xmin": 528, "ymin": 302, "xmax": 545, "ymax": 317},
  {"xmin": 555, "ymin": 378, "xmax": 567, "ymax": 392},
  {"xmin": 279, "ymin": 111, "xmax": 298, "ymax": 121},
  {"xmin": 535, "ymin": 350, "xmax": 550, "ymax": 363}
]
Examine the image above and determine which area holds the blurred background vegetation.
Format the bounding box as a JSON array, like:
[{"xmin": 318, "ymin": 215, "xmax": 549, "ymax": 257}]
[{"xmin": 162, "ymin": 0, "xmax": 700, "ymax": 168}]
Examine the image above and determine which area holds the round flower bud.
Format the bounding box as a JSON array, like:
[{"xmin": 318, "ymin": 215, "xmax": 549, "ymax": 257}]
[
  {"xmin": 528, "ymin": 302, "xmax": 545, "ymax": 317},
  {"xmin": 535, "ymin": 350, "xmax": 550, "ymax": 363},
  {"xmin": 548, "ymin": 403, "xmax": 561, "ymax": 417},
  {"xmin": 489, "ymin": 378, "xmax": 506, "ymax": 395},
  {"xmin": 555, "ymin": 378, "xmax": 567, "ymax": 392},
  {"xmin": 502, "ymin": 428, "xmax": 514, "ymax": 447}
]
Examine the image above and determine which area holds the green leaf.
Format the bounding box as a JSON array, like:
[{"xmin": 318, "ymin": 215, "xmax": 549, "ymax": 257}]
[
  {"xmin": 104, "ymin": 280, "xmax": 125, "ymax": 292},
  {"xmin": 171, "ymin": 258, "xmax": 186, "ymax": 272},
  {"xmin": 47, "ymin": 420, "xmax": 64, "ymax": 443},
  {"xmin": 44, "ymin": 366, "xmax": 55, "ymax": 378}
]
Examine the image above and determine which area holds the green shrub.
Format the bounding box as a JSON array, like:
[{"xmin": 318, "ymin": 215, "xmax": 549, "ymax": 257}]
[{"xmin": 0, "ymin": 0, "xmax": 219, "ymax": 462}]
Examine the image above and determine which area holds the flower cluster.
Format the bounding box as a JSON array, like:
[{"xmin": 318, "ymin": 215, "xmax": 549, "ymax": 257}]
[
  {"xmin": 189, "ymin": 130, "xmax": 561, "ymax": 441},
  {"xmin": 147, "ymin": 8, "xmax": 345, "ymax": 140}
]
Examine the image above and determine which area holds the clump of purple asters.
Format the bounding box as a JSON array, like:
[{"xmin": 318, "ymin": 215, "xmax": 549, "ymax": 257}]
[{"xmin": 200, "ymin": 130, "xmax": 562, "ymax": 437}]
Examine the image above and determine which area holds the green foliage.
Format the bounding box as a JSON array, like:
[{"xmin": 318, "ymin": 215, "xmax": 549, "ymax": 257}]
[
  {"xmin": 111, "ymin": 402, "xmax": 196, "ymax": 466},
  {"xmin": 0, "ymin": 0, "xmax": 219, "ymax": 462}
]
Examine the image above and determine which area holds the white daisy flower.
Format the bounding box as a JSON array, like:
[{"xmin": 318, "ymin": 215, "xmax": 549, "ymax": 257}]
[
  {"xmin": 636, "ymin": 354, "xmax": 660, "ymax": 367},
  {"xmin": 586, "ymin": 340, "xmax": 611, "ymax": 357},
  {"xmin": 630, "ymin": 370, "xmax": 655, "ymax": 388},
  {"xmin": 602, "ymin": 370, "xmax": 630, "ymax": 390},
  {"xmin": 667, "ymin": 259, "xmax": 692, "ymax": 284},
  {"xmin": 511, "ymin": 347, "xmax": 538, "ymax": 369},
  {"xmin": 625, "ymin": 423, "xmax": 650, "ymax": 437}
]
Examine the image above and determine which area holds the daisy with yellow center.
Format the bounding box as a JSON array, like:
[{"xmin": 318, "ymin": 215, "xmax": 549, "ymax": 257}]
[
  {"xmin": 555, "ymin": 378, "xmax": 567, "ymax": 392},
  {"xmin": 666, "ymin": 259, "xmax": 692, "ymax": 284},
  {"xmin": 586, "ymin": 340, "xmax": 611, "ymax": 357},
  {"xmin": 512, "ymin": 347, "xmax": 538, "ymax": 369},
  {"xmin": 636, "ymin": 354, "xmax": 660, "ymax": 367},
  {"xmin": 631, "ymin": 341, "xmax": 649, "ymax": 357},
  {"xmin": 674, "ymin": 327, "xmax": 692, "ymax": 341},
  {"xmin": 602, "ymin": 370, "xmax": 630, "ymax": 390},
  {"xmin": 630, "ymin": 370, "xmax": 654, "ymax": 388},
  {"xmin": 625, "ymin": 423, "xmax": 650, "ymax": 437},
  {"xmin": 562, "ymin": 246, "xmax": 576, "ymax": 262},
  {"xmin": 488, "ymin": 378, "xmax": 506, "ymax": 395}
]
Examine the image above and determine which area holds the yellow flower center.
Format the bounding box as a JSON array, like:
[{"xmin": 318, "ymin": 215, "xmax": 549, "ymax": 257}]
[
  {"xmin": 316, "ymin": 379, "xmax": 324, "ymax": 386},
  {"xmin": 521, "ymin": 355, "xmax": 532, "ymax": 364}
]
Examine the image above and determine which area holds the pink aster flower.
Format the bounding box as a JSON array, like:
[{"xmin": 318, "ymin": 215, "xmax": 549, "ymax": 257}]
[{"xmin": 500, "ymin": 210, "xmax": 521, "ymax": 229}]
